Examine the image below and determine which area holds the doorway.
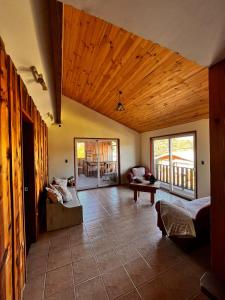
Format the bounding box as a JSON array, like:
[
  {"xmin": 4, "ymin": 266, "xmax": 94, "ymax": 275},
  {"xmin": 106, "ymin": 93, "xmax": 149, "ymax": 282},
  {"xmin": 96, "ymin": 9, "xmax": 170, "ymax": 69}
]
[
  {"xmin": 74, "ymin": 138, "xmax": 120, "ymax": 190},
  {"xmin": 22, "ymin": 116, "xmax": 36, "ymax": 255},
  {"xmin": 151, "ymin": 132, "xmax": 197, "ymax": 199}
]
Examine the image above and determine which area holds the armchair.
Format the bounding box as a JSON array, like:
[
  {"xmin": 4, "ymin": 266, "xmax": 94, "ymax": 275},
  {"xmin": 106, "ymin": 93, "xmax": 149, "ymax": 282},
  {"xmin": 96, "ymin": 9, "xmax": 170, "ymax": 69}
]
[{"xmin": 127, "ymin": 166, "xmax": 151, "ymax": 183}]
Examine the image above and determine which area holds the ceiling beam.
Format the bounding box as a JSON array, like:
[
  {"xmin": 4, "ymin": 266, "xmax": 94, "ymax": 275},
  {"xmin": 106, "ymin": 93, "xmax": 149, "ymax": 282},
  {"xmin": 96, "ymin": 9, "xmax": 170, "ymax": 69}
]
[{"xmin": 48, "ymin": 0, "xmax": 63, "ymax": 124}]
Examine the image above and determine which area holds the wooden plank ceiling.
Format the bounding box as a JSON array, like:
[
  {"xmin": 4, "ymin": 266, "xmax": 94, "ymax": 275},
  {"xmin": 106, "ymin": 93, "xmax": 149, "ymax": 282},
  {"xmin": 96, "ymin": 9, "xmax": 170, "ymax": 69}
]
[{"xmin": 63, "ymin": 5, "xmax": 209, "ymax": 133}]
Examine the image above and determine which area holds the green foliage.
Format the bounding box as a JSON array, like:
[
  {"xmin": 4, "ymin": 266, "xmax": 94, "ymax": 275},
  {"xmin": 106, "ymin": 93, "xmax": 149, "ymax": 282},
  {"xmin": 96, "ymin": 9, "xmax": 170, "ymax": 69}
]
[{"xmin": 154, "ymin": 137, "xmax": 193, "ymax": 157}]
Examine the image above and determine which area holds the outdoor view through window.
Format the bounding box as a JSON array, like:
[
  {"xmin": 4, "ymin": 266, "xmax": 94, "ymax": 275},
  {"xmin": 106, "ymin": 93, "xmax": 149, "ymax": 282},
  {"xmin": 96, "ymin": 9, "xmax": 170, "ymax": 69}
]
[
  {"xmin": 75, "ymin": 139, "xmax": 119, "ymax": 190},
  {"xmin": 153, "ymin": 134, "xmax": 195, "ymax": 198}
]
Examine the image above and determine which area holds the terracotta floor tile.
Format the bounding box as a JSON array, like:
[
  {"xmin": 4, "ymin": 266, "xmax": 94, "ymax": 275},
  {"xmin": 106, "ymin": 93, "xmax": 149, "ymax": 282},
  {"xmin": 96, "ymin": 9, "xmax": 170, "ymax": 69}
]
[
  {"xmin": 26, "ymin": 255, "xmax": 47, "ymax": 279},
  {"xmin": 115, "ymin": 245, "xmax": 141, "ymax": 264},
  {"xmin": 23, "ymin": 274, "xmax": 45, "ymax": 300},
  {"xmin": 117, "ymin": 290, "xmax": 141, "ymax": 300},
  {"xmin": 69, "ymin": 227, "xmax": 89, "ymax": 245},
  {"xmin": 96, "ymin": 249, "xmax": 122, "ymax": 273},
  {"xmin": 101, "ymin": 266, "xmax": 134, "ymax": 299},
  {"xmin": 45, "ymin": 264, "xmax": 74, "ymax": 298},
  {"xmin": 91, "ymin": 237, "xmax": 116, "ymax": 255},
  {"xmin": 29, "ymin": 240, "xmax": 49, "ymax": 258},
  {"xmin": 48, "ymin": 228, "xmax": 70, "ymax": 238},
  {"xmin": 44, "ymin": 287, "xmax": 75, "ymax": 300},
  {"xmin": 70, "ymin": 234, "xmax": 90, "ymax": 247},
  {"xmin": 71, "ymin": 242, "xmax": 94, "ymax": 262},
  {"xmin": 49, "ymin": 236, "xmax": 70, "ymax": 252},
  {"xmin": 137, "ymin": 277, "xmax": 177, "ymax": 300},
  {"xmin": 124, "ymin": 257, "xmax": 156, "ymax": 287},
  {"xmin": 75, "ymin": 276, "xmax": 108, "ymax": 300},
  {"xmin": 192, "ymin": 292, "xmax": 209, "ymax": 300},
  {"xmin": 24, "ymin": 187, "xmax": 209, "ymax": 300},
  {"xmin": 73, "ymin": 256, "xmax": 99, "ymax": 284},
  {"xmin": 139, "ymin": 243, "xmax": 183, "ymax": 273},
  {"xmin": 158, "ymin": 259, "xmax": 204, "ymax": 299},
  {"xmin": 47, "ymin": 248, "xmax": 72, "ymax": 271}
]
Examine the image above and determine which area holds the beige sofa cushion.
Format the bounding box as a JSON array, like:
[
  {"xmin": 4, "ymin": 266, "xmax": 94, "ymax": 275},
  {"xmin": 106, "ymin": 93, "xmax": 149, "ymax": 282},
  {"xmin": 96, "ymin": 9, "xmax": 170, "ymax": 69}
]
[
  {"xmin": 53, "ymin": 177, "xmax": 68, "ymax": 188},
  {"xmin": 46, "ymin": 187, "xmax": 63, "ymax": 204},
  {"xmin": 54, "ymin": 184, "xmax": 73, "ymax": 202}
]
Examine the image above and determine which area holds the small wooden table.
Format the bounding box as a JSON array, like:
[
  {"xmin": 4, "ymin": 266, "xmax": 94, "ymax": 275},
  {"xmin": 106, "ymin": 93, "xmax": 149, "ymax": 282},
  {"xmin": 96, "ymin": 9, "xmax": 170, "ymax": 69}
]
[{"xmin": 129, "ymin": 181, "xmax": 160, "ymax": 205}]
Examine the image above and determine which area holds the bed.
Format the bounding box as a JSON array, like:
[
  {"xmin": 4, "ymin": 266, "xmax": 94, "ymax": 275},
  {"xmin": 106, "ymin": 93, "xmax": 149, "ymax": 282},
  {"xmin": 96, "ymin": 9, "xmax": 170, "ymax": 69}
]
[{"xmin": 155, "ymin": 196, "xmax": 210, "ymax": 249}]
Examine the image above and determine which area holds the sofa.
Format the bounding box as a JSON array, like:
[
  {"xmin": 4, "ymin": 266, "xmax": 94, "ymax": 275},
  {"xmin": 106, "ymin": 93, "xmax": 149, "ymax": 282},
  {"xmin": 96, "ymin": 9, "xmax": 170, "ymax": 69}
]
[
  {"xmin": 46, "ymin": 187, "xmax": 83, "ymax": 231},
  {"xmin": 127, "ymin": 166, "xmax": 151, "ymax": 183}
]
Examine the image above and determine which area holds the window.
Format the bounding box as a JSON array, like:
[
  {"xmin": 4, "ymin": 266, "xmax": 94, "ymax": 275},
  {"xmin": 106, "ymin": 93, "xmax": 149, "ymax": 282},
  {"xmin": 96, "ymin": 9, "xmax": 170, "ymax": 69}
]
[
  {"xmin": 74, "ymin": 138, "xmax": 120, "ymax": 190},
  {"xmin": 151, "ymin": 132, "xmax": 196, "ymax": 199},
  {"xmin": 77, "ymin": 142, "xmax": 85, "ymax": 159}
]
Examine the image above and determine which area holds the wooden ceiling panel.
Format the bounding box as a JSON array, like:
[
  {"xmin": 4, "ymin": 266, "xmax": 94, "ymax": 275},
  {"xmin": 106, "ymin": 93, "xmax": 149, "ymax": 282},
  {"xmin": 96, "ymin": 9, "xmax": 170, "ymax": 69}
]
[{"xmin": 63, "ymin": 5, "xmax": 209, "ymax": 132}]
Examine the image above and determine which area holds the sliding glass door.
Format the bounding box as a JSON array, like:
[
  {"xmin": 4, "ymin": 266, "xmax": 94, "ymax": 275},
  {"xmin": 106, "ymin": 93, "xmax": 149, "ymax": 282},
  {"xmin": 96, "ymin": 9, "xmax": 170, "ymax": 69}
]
[
  {"xmin": 74, "ymin": 138, "xmax": 119, "ymax": 190},
  {"xmin": 152, "ymin": 133, "xmax": 196, "ymax": 199}
]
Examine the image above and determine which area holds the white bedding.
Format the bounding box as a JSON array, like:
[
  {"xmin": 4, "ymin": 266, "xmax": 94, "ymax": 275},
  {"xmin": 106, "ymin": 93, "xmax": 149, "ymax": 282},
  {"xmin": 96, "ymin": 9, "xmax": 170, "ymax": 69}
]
[{"xmin": 159, "ymin": 196, "xmax": 210, "ymax": 238}]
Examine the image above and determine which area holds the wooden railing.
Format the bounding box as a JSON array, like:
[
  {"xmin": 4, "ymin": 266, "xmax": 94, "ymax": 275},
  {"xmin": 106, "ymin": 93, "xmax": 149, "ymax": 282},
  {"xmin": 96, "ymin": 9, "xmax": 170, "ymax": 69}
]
[{"xmin": 156, "ymin": 164, "xmax": 195, "ymax": 191}]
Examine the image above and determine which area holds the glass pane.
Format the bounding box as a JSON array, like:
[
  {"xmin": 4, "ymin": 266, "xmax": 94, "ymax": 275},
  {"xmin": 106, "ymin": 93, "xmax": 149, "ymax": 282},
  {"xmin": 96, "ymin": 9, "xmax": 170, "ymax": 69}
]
[
  {"xmin": 98, "ymin": 140, "xmax": 119, "ymax": 187},
  {"xmin": 77, "ymin": 142, "xmax": 85, "ymax": 159},
  {"xmin": 171, "ymin": 135, "xmax": 195, "ymax": 197},
  {"xmin": 153, "ymin": 139, "xmax": 170, "ymax": 187},
  {"xmin": 76, "ymin": 140, "xmax": 98, "ymax": 190}
]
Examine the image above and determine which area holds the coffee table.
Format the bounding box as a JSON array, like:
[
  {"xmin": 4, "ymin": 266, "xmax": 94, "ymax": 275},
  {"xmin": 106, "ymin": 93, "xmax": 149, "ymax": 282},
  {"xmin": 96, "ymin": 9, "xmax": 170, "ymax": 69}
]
[{"xmin": 129, "ymin": 181, "xmax": 160, "ymax": 205}]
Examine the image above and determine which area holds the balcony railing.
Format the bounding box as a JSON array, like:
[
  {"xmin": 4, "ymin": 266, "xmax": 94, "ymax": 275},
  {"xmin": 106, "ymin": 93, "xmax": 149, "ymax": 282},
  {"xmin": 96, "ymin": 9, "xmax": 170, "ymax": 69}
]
[{"xmin": 155, "ymin": 164, "xmax": 195, "ymax": 191}]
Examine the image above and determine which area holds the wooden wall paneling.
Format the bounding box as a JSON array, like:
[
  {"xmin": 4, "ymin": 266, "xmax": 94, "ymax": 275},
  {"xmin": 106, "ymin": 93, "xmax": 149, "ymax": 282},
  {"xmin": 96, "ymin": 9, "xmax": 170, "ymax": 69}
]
[
  {"xmin": 33, "ymin": 106, "xmax": 39, "ymax": 235},
  {"xmin": 0, "ymin": 37, "xmax": 49, "ymax": 299},
  {"xmin": 44, "ymin": 123, "xmax": 48, "ymax": 186},
  {"xmin": 21, "ymin": 80, "xmax": 28, "ymax": 113},
  {"xmin": 39, "ymin": 120, "xmax": 44, "ymax": 229},
  {"xmin": 7, "ymin": 57, "xmax": 25, "ymax": 300},
  {"xmin": 0, "ymin": 47, "xmax": 13, "ymax": 300}
]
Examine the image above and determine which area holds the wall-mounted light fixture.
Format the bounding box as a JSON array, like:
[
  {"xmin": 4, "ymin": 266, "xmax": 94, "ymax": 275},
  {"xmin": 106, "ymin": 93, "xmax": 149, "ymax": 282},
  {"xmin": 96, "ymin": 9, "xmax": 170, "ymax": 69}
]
[
  {"xmin": 45, "ymin": 112, "xmax": 54, "ymax": 122},
  {"xmin": 30, "ymin": 66, "xmax": 47, "ymax": 90}
]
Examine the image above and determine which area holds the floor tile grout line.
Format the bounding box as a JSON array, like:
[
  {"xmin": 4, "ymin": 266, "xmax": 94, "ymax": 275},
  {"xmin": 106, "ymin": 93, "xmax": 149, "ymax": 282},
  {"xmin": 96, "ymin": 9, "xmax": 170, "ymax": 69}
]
[
  {"xmin": 24, "ymin": 187, "xmax": 209, "ymax": 300},
  {"xmin": 69, "ymin": 222, "xmax": 95, "ymax": 298},
  {"xmin": 41, "ymin": 240, "xmax": 50, "ymax": 300},
  {"xmin": 87, "ymin": 226, "xmax": 110, "ymax": 300},
  {"xmin": 73, "ymin": 221, "xmax": 110, "ymax": 299},
  {"xmin": 111, "ymin": 243, "xmax": 144, "ymax": 299},
  {"xmin": 120, "ymin": 264, "xmax": 143, "ymax": 299},
  {"xmin": 41, "ymin": 273, "xmax": 47, "ymax": 300}
]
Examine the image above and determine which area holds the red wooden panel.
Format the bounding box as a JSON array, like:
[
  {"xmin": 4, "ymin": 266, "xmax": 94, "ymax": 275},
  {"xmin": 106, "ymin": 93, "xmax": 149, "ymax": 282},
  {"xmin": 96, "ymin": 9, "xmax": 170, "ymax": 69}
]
[{"xmin": 209, "ymin": 58, "xmax": 225, "ymax": 280}]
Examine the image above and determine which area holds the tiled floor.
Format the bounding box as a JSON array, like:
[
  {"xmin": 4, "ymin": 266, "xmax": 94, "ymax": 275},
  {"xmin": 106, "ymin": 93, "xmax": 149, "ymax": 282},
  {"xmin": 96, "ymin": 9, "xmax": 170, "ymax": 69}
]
[
  {"xmin": 77, "ymin": 174, "xmax": 117, "ymax": 190},
  {"xmin": 23, "ymin": 186, "xmax": 210, "ymax": 300}
]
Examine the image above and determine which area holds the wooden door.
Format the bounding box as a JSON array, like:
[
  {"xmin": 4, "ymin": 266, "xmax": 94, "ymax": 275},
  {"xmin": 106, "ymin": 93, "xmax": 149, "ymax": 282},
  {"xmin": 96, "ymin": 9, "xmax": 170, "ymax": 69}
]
[{"xmin": 22, "ymin": 118, "xmax": 36, "ymax": 254}]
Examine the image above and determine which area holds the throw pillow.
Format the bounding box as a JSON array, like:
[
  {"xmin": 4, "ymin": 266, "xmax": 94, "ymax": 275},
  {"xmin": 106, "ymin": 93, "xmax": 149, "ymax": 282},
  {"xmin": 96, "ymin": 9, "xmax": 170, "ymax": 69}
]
[
  {"xmin": 52, "ymin": 177, "xmax": 68, "ymax": 188},
  {"xmin": 46, "ymin": 187, "xmax": 63, "ymax": 204},
  {"xmin": 132, "ymin": 167, "xmax": 145, "ymax": 178},
  {"xmin": 50, "ymin": 184, "xmax": 64, "ymax": 203},
  {"xmin": 54, "ymin": 185, "xmax": 73, "ymax": 202}
]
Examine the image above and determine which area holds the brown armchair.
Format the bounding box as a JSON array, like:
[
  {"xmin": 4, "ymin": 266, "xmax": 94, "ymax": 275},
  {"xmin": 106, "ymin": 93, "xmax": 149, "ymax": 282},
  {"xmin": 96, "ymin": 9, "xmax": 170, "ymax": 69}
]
[{"xmin": 127, "ymin": 166, "xmax": 151, "ymax": 183}]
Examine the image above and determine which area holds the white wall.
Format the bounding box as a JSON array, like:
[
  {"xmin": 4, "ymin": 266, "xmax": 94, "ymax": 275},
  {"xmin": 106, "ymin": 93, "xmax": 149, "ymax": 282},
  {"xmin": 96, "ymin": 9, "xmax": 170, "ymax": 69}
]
[
  {"xmin": 49, "ymin": 97, "xmax": 210, "ymax": 196},
  {"xmin": 48, "ymin": 96, "xmax": 141, "ymax": 183},
  {"xmin": 0, "ymin": 0, "xmax": 56, "ymax": 121},
  {"xmin": 141, "ymin": 119, "xmax": 210, "ymax": 198}
]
